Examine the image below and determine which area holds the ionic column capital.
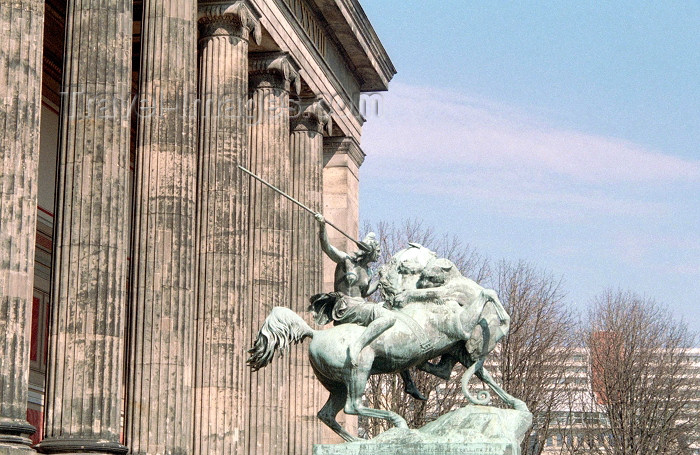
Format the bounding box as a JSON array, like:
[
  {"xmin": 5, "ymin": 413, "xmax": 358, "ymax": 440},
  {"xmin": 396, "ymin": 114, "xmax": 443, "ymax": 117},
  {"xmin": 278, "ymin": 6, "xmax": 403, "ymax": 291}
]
[
  {"xmin": 198, "ymin": 0, "xmax": 261, "ymax": 43},
  {"xmin": 291, "ymin": 96, "xmax": 332, "ymax": 136},
  {"xmin": 249, "ymin": 51, "xmax": 302, "ymax": 94}
]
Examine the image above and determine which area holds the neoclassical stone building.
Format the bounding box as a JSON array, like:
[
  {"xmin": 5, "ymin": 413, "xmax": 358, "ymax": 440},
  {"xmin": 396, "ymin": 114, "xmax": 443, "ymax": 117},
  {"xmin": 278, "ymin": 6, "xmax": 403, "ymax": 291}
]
[{"xmin": 0, "ymin": 1, "xmax": 394, "ymax": 454}]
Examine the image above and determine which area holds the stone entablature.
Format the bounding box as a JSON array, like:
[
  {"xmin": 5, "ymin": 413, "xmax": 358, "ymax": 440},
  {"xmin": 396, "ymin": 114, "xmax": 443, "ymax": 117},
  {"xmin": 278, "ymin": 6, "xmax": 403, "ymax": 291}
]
[
  {"xmin": 310, "ymin": 0, "xmax": 395, "ymax": 91},
  {"xmin": 283, "ymin": 0, "xmax": 328, "ymax": 56},
  {"xmin": 251, "ymin": 0, "xmax": 395, "ymax": 141}
]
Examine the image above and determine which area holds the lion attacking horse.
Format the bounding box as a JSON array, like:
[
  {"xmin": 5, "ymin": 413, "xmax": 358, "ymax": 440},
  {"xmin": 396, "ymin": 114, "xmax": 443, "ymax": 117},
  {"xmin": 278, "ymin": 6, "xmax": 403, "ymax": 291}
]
[{"xmin": 247, "ymin": 244, "xmax": 527, "ymax": 442}]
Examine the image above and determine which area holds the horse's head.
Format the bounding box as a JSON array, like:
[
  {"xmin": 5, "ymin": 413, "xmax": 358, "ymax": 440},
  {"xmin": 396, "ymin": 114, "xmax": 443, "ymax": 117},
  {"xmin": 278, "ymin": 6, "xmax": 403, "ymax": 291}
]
[{"xmin": 462, "ymin": 290, "xmax": 511, "ymax": 362}]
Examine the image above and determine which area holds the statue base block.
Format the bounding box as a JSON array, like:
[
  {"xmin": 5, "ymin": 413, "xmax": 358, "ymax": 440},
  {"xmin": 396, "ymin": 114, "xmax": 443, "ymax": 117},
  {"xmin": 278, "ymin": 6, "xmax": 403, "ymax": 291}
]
[{"xmin": 313, "ymin": 405, "xmax": 532, "ymax": 455}]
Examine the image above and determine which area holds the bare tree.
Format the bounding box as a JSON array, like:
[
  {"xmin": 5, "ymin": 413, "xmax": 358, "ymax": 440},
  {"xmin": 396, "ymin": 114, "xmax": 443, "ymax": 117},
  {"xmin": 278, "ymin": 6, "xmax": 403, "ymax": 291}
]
[
  {"xmin": 487, "ymin": 260, "xmax": 577, "ymax": 455},
  {"xmin": 575, "ymin": 290, "xmax": 698, "ymax": 455},
  {"xmin": 365, "ymin": 218, "xmax": 491, "ymax": 283},
  {"xmin": 359, "ymin": 221, "xmax": 578, "ymax": 449},
  {"xmin": 359, "ymin": 219, "xmax": 489, "ymax": 437}
]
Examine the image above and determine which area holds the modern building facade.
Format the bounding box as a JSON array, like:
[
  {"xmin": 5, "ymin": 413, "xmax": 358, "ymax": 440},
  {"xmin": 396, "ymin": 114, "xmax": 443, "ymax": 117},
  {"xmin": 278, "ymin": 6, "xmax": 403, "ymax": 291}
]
[
  {"xmin": 539, "ymin": 348, "xmax": 700, "ymax": 455},
  {"xmin": 0, "ymin": 1, "xmax": 395, "ymax": 454}
]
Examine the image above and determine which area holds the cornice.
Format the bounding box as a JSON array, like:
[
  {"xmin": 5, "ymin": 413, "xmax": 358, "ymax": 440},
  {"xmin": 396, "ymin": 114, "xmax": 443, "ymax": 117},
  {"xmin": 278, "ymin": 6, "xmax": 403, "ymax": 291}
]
[
  {"xmin": 309, "ymin": 0, "xmax": 396, "ymax": 91},
  {"xmin": 339, "ymin": 0, "xmax": 396, "ymax": 87}
]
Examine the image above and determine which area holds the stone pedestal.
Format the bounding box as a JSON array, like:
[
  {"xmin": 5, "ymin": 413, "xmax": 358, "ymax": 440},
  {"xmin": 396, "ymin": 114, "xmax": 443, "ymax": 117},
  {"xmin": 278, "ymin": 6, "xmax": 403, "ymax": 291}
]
[
  {"xmin": 193, "ymin": 3, "xmax": 260, "ymax": 455},
  {"xmin": 36, "ymin": 1, "xmax": 132, "ymax": 454},
  {"xmin": 0, "ymin": 0, "xmax": 44, "ymax": 452},
  {"xmin": 125, "ymin": 2, "xmax": 198, "ymax": 455},
  {"xmin": 313, "ymin": 406, "xmax": 532, "ymax": 455},
  {"xmin": 246, "ymin": 51, "xmax": 300, "ymax": 455},
  {"xmin": 316, "ymin": 443, "xmax": 514, "ymax": 455}
]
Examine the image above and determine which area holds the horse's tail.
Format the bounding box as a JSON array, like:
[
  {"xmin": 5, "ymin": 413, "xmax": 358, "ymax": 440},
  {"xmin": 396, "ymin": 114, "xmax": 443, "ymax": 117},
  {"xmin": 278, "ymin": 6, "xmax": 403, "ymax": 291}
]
[{"xmin": 247, "ymin": 307, "xmax": 315, "ymax": 372}]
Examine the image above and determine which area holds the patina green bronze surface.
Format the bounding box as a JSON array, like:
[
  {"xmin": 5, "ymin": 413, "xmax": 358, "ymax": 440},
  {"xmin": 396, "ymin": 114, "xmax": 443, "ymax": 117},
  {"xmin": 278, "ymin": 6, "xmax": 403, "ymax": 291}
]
[
  {"xmin": 248, "ymin": 228, "xmax": 529, "ymax": 443},
  {"xmin": 309, "ymin": 215, "xmax": 427, "ymax": 399}
]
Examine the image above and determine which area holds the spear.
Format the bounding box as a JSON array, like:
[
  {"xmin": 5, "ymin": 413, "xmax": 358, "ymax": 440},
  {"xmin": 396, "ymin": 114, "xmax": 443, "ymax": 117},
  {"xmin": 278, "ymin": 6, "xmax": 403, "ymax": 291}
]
[{"xmin": 238, "ymin": 165, "xmax": 369, "ymax": 251}]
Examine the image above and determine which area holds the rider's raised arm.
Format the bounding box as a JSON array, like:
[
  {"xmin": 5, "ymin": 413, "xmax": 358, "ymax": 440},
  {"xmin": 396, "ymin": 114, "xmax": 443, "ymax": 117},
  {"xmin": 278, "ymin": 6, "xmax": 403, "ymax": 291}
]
[{"xmin": 317, "ymin": 215, "xmax": 349, "ymax": 264}]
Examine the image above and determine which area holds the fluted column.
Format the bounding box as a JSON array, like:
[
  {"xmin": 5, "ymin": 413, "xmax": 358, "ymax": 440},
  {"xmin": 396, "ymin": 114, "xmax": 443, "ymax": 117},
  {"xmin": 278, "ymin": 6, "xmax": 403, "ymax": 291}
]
[
  {"xmin": 193, "ymin": 3, "xmax": 260, "ymax": 455},
  {"xmin": 288, "ymin": 97, "xmax": 331, "ymax": 455},
  {"xmin": 246, "ymin": 52, "xmax": 300, "ymax": 455},
  {"xmin": 125, "ymin": 2, "xmax": 198, "ymax": 455},
  {"xmin": 35, "ymin": 1, "xmax": 132, "ymax": 454},
  {"xmin": 0, "ymin": 1, "xmax": 44, "ymax": 452}
]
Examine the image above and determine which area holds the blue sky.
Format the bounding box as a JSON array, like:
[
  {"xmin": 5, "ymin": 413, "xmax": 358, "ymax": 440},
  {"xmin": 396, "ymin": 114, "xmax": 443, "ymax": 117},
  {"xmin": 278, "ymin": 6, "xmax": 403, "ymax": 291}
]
[{"xmin": 356, "ymin": 1, "xmax": 700, "ymax": 335}]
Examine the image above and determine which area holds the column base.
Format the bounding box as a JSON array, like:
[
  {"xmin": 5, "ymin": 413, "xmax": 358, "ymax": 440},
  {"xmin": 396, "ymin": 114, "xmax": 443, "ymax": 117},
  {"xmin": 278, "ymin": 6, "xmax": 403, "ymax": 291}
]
[
  {"xmin": 34, "ymin": 439, "xmax": 126, "ymax": 455},
  {"xmin": 0, "ymin": 444, "xmax": 36, "ymax": 455},
  {"xmin": 0, "ymin": 417, "xmax": 35, "ymax": 448}
]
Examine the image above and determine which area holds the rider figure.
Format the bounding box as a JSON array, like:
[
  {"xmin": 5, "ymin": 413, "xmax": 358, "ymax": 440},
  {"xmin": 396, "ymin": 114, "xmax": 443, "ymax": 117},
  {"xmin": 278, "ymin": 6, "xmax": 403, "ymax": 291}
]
[{"xmin": 309, "ymin": 214, "xmax": 426, "ymax": 400}]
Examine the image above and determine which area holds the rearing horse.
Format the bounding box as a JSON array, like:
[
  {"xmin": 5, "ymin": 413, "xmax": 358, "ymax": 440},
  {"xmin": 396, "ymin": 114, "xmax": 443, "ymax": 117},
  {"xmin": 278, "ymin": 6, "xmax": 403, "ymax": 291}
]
[{"xmin": 247, "ymin": 287, "xmax": 526, "ymax": 442}]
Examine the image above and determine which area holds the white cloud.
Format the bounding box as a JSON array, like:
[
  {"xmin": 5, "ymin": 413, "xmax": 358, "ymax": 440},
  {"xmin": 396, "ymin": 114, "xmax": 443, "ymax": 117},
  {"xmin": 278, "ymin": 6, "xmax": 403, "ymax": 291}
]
[
  {"xmin": 360, "ymin": 82, "xmax": 700, "ymax": 221},
  {"xmin": 362, "ymin": 82, "xmax": 700, "ymax": 185}
]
